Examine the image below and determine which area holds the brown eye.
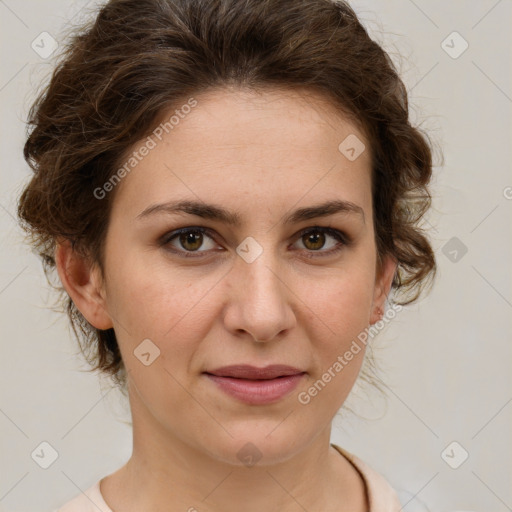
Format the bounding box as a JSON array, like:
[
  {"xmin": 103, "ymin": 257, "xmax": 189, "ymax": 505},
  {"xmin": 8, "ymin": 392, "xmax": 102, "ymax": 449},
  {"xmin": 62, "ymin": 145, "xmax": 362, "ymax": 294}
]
[
  {"xmin": 179, "ymin": 230, "xmax": 204, "ymax": 251},
  {"xmin": 162, "ymin": 227, "xmax": 219, "ymax": 257},
  {"xmin": 293, "ymin": 227, "xmax": 350, "ymax": 257},
  {"xmin": 302, "ymin": 231, "xmax": 326, "ymax": 251}
]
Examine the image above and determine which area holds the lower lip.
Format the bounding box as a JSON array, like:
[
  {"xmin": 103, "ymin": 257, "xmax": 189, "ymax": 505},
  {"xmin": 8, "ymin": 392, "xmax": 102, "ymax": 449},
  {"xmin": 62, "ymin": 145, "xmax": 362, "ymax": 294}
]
[{"xmin": 204, "ymin": 373, "xmax": 305, "ymax": 405}]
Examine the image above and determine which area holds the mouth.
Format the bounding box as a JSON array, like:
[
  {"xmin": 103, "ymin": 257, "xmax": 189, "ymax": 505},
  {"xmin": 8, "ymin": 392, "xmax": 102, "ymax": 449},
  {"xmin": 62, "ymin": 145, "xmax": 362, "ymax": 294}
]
[
  {"xmin": 203, "ymin": 364, "xmax": 306, "ymax": 405},
  {"xmin": 205, "ymin": 364, "xmax": 305, "ymax": 380}
]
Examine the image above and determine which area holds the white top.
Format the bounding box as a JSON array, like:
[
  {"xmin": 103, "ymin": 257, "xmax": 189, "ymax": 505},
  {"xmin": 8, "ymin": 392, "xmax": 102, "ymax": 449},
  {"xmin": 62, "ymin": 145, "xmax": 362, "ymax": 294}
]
[{"xmin": 55, "ymin": 444, "xmax": 402, "ymax": 511}]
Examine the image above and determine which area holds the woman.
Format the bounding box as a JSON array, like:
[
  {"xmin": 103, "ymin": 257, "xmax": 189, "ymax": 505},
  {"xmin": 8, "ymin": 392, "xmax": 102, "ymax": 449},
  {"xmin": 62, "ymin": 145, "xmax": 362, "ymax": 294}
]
[{"xmin": 17, "ymin": 0, "xmax": 436, "ymax": 510}]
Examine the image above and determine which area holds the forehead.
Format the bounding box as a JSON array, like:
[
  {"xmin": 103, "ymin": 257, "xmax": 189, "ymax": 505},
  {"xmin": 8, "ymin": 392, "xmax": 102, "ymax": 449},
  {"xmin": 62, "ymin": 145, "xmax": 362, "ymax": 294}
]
[
  {"xmin": 110, "ymin": 87, "xmax": 372, "ymax": 222},
  {"xmin": 167, "ymin": 86, "xmax": 368, "ymax": 152}
]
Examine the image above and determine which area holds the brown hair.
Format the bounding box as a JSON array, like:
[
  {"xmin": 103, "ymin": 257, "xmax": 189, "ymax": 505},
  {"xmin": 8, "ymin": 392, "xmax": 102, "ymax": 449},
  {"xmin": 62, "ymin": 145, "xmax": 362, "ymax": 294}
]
[{"xmin": 17, "ymin": 0, "xmax": 437, "ymax": 393}]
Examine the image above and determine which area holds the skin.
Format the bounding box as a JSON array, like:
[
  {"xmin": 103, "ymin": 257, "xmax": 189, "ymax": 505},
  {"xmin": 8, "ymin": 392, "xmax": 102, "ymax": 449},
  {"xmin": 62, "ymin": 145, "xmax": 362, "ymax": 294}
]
[{"xmin": 56, "ymin": 86, "xmax": 397, "ymax": 512}]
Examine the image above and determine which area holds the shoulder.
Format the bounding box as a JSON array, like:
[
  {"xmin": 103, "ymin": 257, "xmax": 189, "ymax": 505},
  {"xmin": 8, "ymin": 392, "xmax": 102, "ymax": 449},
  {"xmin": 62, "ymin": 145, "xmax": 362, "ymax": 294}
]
[
  {"xmin": 331, "ymin": 443, "xmax": 402, "ymax": 512},
  {"xmin": 54, "ymin": 480, "xmax": 113, "ymax": 512}
]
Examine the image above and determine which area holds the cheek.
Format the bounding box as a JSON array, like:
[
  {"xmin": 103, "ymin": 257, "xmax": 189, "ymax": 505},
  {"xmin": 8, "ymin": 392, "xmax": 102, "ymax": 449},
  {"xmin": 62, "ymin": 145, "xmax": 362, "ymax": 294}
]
[
  {"xmin": 104, "ymin": 250, "xmax": 221, "ymax": 354},
  {"xmin": 298, "ymin": 265, "xmax": 375, "ymax": 401},
  {"xmin": 107, "ymin": 258, "xmax": 218, "ymax": 418},
  {"xmin": 307, "ymin": 266, "xmax": 375, "ymax": 342}
]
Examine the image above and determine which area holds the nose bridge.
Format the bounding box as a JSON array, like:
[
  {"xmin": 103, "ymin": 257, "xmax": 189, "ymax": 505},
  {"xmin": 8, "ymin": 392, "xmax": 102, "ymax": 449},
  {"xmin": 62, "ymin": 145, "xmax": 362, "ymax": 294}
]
[
  {"xmin": 243, "ymin": 255, "xmax": 283, "ymax": 307},
  {"xmin": 225, "ymin": 242, "xmax": 295, "ymax": 341}
]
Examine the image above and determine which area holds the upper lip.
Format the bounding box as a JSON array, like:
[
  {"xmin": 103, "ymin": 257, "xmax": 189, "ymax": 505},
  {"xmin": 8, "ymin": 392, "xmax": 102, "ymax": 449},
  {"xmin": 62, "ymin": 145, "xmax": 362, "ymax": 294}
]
[{"xmin": 205, "ymin": 364, "xmax": 305, "ymax": 380}]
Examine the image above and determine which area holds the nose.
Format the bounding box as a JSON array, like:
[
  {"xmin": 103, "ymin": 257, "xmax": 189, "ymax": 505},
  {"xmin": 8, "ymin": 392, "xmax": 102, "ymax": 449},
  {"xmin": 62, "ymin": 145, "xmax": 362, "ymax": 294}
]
[{"xmin": 222, "ymin": 253, "xmax": 296, "ymax": 343}]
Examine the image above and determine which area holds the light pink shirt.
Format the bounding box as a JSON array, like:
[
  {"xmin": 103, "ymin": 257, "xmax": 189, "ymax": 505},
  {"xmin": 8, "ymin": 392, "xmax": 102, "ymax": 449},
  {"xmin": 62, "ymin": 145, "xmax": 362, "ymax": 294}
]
[{"xmin": 55, "ymin": 444, "xmax": 402, "ymax": 511}]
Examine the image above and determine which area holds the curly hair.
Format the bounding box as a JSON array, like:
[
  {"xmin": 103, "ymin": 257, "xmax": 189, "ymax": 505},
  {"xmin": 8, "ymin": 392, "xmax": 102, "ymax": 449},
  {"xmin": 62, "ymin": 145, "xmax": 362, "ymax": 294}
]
[{"xmin": 17, "ymin": 0, "xmax": 437, "ymax": 394}]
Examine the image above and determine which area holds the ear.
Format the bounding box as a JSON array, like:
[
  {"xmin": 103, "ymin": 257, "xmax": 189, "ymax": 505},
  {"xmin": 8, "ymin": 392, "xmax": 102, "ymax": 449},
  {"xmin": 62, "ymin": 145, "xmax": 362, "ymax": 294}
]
[
  {"xmin": 55, "ymin": 239, "xmax": 113, "ymax": 330},
  {"xmin": 369, "ymin": 253, "xmax": 398, "ymax": 325}
]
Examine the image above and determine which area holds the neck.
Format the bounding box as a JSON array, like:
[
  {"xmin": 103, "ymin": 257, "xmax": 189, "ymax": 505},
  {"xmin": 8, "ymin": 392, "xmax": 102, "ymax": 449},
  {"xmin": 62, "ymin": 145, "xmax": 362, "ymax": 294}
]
[{"xmin": 100, "ymin": 387, "xmax": 366, "ymax": 512}]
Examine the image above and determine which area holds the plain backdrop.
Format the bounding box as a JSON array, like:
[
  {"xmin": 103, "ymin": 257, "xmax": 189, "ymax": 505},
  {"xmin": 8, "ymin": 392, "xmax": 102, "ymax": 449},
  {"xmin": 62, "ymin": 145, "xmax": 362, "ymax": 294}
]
[{"xmin": 1, "ymin": 1, "xmax": 511, "ymax": 511}]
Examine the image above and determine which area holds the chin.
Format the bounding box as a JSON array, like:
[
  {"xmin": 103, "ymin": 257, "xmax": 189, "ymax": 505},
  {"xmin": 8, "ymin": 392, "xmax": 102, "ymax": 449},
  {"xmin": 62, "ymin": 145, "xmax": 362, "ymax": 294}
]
[{"xmin": 199, "ymin": 425, "xmax": 313, "ymax": 468}]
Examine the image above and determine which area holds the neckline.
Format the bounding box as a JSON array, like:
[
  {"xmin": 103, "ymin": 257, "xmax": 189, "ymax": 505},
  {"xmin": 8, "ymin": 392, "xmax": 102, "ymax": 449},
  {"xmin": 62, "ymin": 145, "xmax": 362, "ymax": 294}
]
[
  {"xmin": 330, "ymin": 443, "xmax": 371, "ymax": 508},
  {"xmin": 95, "ymin": 477, "xmax": 114, "ymax": 512}
]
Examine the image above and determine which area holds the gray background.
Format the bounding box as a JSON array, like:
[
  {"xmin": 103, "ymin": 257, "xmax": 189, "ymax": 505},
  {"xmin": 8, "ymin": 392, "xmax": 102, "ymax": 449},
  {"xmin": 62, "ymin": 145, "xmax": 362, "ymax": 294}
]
[{"xmin": 1, "ymin": 1, "xmax": 511, "ymax": 511}]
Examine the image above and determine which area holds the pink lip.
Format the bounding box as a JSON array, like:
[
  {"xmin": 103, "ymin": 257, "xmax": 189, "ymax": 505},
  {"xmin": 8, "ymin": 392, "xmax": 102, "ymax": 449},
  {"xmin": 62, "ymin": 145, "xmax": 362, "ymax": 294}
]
[{"xmin": 204, "ymin": 365, "xmax": 306, "ymax": 405}]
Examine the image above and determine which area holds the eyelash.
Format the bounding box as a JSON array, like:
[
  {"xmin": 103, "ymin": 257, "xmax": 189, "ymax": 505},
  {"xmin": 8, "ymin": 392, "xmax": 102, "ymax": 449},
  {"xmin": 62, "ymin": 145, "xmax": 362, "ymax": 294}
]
[{"xmin": 159, "ymin": 226, "xmax": 351, "ymax": 259}]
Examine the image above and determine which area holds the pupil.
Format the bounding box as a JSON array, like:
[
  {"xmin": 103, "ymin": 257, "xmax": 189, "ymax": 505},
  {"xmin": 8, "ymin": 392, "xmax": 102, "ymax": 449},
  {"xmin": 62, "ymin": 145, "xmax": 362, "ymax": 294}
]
[
  {"xmin": 305, "ymin": 232, "xmax": 324, "ymax": 250},
  {"xmin": 181, "ymin": 232, "xmax": 202, "ymax": 251}
]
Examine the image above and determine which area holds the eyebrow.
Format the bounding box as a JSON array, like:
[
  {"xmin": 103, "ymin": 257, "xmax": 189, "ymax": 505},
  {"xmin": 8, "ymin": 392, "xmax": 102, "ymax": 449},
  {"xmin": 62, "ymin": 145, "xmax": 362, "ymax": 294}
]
[{"xmin": 136, "ymin": 198, "xmax": 365, "ymax": 225}]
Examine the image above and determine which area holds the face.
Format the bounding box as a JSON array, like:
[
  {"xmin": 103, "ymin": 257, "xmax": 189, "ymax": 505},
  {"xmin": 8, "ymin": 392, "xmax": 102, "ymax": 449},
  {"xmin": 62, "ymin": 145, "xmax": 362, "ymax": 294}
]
[{"xmin": 62, "ymin": 87, "xmax": 395, "ymax": 466}]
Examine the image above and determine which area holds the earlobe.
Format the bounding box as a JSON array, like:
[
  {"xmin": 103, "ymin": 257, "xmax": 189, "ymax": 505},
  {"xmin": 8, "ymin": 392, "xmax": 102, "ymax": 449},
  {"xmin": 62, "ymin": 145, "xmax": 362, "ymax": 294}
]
[
  {"xmin": 370, "ymin": 254, "xmax": 398, "ymax": 325},
  {"xmin": 55, "ymin": 239, "xmax": 113, "ymax": 330}
]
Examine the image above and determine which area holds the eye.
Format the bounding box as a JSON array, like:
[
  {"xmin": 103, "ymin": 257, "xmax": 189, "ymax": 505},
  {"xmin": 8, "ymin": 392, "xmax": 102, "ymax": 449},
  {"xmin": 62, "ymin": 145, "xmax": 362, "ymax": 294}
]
[
  {"xmin": 161, "ymin": 227, "xmax": 220, "ymax": 257},
  {"xmin": 292, "ymin": 226, "xmax": 350, "ymax": 257},
  {"xmin": 160, "ymin": 225, "xmax": 351, "ymax": 259}
]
